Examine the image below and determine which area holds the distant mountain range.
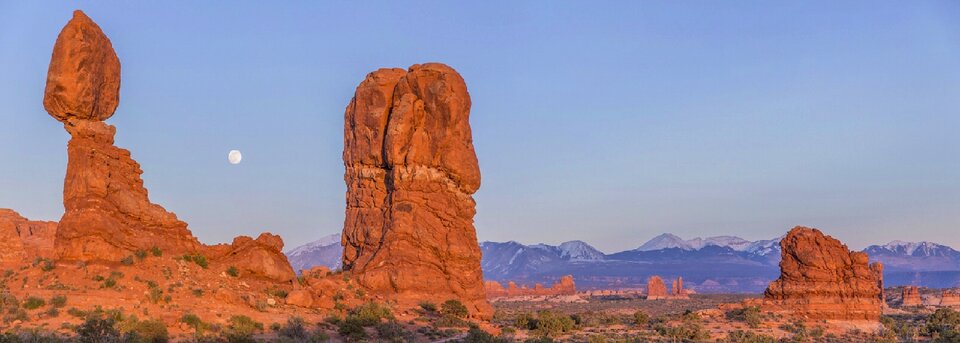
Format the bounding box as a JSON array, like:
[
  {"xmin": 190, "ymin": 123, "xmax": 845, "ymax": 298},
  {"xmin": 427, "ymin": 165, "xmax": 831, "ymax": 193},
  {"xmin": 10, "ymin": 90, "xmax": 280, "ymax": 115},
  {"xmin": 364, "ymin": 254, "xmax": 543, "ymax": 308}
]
[{"xmin": 286, "ymin": 232, "xmax": 960, "ymax": 292}]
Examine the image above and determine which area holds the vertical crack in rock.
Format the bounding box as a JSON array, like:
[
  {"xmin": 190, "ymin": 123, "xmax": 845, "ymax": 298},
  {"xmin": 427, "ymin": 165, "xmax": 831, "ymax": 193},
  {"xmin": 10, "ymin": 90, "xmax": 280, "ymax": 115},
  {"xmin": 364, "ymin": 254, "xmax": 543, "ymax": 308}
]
[{"xmin": 342, "ymin": 63, "xmax": 491, "ymax": 318}]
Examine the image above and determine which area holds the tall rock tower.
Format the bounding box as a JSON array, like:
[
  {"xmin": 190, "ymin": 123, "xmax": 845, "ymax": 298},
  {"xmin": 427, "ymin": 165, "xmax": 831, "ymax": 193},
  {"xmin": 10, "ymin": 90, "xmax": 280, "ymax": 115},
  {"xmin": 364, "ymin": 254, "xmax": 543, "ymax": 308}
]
[{"xmin": 341, "ymin": 63, "xmax": 491, "ymax": 318}]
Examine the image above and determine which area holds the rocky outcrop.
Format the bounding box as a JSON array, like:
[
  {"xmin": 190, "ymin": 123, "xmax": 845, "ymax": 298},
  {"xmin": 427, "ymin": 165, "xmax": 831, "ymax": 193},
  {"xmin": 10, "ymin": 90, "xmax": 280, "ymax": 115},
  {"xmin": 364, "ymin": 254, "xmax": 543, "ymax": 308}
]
[
  {"xmin": 647, "ymin": 276, "xmax": 669, "ymax": 300},
  {"xmin": 484, "ymin": 275, "xmax": 577, "ymax": 298},
  {"xmin": 672, "ymin": 277, "xmax": 690, "ymax": 299},
  {"xmin": 902, "ymin": 286, "xmax": 922, "ymax": 307},
  {"xmin": 45, "ymin": 11, "xmax": 202, "ymax": 261},
  {"xmin": 941, "ymin": 290, "xmax": 960, "ymax": 307},
  {"xmin": 42, "ymin": 11, "xmax": 294, "ymax": 282},
  {"xmin": 762, "ymin": 227, "xmax": 884, "ymax": 321},
  {"xmin": 341, "ymin": 64, "xmax": 490, "ymax": 317},
  {"xmin": 208, "ymin": 233, "xmax": 296, "ymax": 282},
  {"xmin": 0, "ymin": 209, "xmax": 58, "ymax": 263}
]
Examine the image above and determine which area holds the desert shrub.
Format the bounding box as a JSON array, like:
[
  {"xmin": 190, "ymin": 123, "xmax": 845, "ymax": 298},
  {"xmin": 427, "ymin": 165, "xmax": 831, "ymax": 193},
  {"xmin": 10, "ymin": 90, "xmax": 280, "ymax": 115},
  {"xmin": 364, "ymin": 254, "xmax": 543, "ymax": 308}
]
[
  {"xmin": 119, "ymin": 318, "xmax": 169, "ymax": 343},
  {"xmin": 633, "ymin": 310, "xmax": 650, "ymax": 326},
  {"xmin": 45, "ymin": 307, "xmax": 59, "ymax": 317},
  {"xmin": 225, "ymin": 315, "xmax": 263, "ymax": 341},
  {"xmin": 516, "ymin": 312, "xmax": 535, "ymax": 330},
  {"xmin": 277, "ymin": 316, "xmax": 308, "ymax": 340},
  {"xmin": 148, "ymin": 288, "xmax": 163, "ymax": 304},
  {"xmin": 50, "ymin": 295, "xmax": 67, "ymax": 308},
  {"xmin": 441, "ymin": 299, "xmax": 469, "ymax": 318},
  {"xmin": 1, "ymin": 330, "xmax": 64, "ymax": 342},
  {"xmin": 927, "ymin": 308, "xmax": 960, "ymax": 341},
  {"xmin": 39, "ymin": 259, "xmax": 56, "ymax": 272},
  {"xmin": 655, "ymin": 320, "xmax": 710, "ymax": 342},
  {"xmin": 181, "ymin": 313, "xmax": 209, "ymax": 335},
  {"xmin": 67, "ymin": 307, "xmax": 87, "ymax": 318},
  {"xmin": 150, "ymin": 246, "xmax": 162, "ymax": 257},
  {"xmin": 120, "ymin": 256, "xmax": 135, "ymax": 266},
  {"xmin": 226, "ymin": 266, "xmax": 239, "ymax": 277},
  {"xmin": 460, "ymin": 325, "xmax": 512, "ymax": 343},
  {"xmin": 347, "ymin": 301, "xmax": 393, "ymax": 326},
  {"xmin": 375, "ymin": 320, "xmax": 406, "ymax": 342},
  {"xmin": 180, "ymin": 254, "xmax": 208, "ymax": 269},
  {"xmin": 191, "ymin": 288, "xmax": 204, "ymax": 297},
  {"xmin": 419, "ymin": 301, "xmax": 437, "ymax": 313},
  {"xmin": 76, "ymin": 317, "xmax": 121, "ymax": 342},
  {"xmin": 721, "ymin": 330, "xmax": 777, "ymax": 343},
  {"xmin": 337, "ymin": 317, "xmax": 368, "ymax": 342},
  {"xmin": 267, "ymin": 287, "xmax": 288, "ymax": 299},
  {"xmin": 22, "ymin": 296, "xmax": 46, "ymax": 310},
  {"xmin": 135, "ymin": 249, "xmax": 148, "ymax": 260},
  {"xmin": 532, "ymin": 310, "xmax": 576, "ymax": 338},
  {"xmin": 726, "ymin": 306, "xmax": 762, "ymax": 328}
]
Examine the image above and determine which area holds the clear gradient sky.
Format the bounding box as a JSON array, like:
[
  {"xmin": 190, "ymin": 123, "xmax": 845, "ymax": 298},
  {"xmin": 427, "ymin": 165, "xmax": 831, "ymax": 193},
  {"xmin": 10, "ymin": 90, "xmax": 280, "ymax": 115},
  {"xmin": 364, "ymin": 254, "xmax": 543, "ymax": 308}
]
[{"xmin": 2, "ymin": 2, "xmax": 959, "ymax": 252}]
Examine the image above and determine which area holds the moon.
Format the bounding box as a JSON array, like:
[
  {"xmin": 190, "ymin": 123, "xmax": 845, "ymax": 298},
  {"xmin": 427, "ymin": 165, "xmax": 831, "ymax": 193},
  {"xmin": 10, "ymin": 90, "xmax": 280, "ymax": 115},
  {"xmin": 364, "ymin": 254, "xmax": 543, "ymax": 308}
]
[{"xmin": 228, "ymin": 150, "xmax": 242, "ymax": 165}]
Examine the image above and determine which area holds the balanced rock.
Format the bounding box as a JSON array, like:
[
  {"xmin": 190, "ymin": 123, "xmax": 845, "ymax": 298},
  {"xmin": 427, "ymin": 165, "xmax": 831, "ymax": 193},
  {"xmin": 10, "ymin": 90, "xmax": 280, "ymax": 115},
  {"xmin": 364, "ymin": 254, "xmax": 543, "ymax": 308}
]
[
  {"xmin": 341, "ymin": 64, "xmax": 489, "ymax": 318},
  {"xmin": 902, "ymin": 286, "xmax": 922, "ymax": 307},
  {"xmin": 647, "ymin": 275, "xmax": 669, "ymax": 300},
  {"xmin": 763, "ymin": 227, "xmax": 884, "ymax": 321},
  {"xmin": 44, "ymin": 10, "xmax": 120, "ymax": 122}
]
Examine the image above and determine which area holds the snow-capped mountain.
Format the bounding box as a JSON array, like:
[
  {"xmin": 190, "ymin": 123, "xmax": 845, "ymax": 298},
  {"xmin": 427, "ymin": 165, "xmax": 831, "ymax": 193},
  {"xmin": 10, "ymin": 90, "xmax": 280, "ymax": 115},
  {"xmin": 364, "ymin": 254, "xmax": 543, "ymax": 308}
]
[
  {"xmin": 285, "ymin": 233, "xmax": 343, "ymax": 272},
  {"xmin": 867, "ymin": 241, "xmax": 960, "ymax": 258},
  {"xmin": 635, "ymin": 233, "xmax": 781, "ymax": 256},
  {"xmin": 558, "ymin": 240, "xmax": 606, "ymax": 260}
]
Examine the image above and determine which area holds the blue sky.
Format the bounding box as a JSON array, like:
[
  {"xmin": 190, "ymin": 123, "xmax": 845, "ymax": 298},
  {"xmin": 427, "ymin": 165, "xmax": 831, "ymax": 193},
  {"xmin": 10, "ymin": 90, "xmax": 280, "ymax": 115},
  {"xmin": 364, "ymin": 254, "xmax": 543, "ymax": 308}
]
[{"xmin": 1, "ymin": 1, "xmax": 959, "ymax": 252}]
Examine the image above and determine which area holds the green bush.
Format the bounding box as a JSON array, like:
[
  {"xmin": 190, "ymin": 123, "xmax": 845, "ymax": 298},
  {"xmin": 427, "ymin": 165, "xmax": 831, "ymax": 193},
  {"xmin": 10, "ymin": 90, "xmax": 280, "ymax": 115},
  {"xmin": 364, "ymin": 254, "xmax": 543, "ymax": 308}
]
[
  {"xmin": 119, "ymin": 318, "xmax": 169, "ymax": 343},
  {"xmin": 533, "ymin": 310, "xmax": 576, "ymax": 338},
  {"xmin": 135, "ymin": 249, "xmax": 148, "ymax": 260},
  {"xmin": 337, "ymin": 317, "xmax": 368, "ymax": 342},
  {"xmin": 226, "ymin": 315, "xmax": 263, "ymax": 340},
  {"xmin": 40, "ymin": 259, "xmax": 56, "ymax": 272},
  {"xmin": 150, "ymin": 246, "xmax": 162, "ymax": 257},
  {"xmin": 419, "ymin": 301, "xmax": 437, "ymax": 313},
  {"xmin": 721, "ymin": 330, "xmax": 777, "ymax": 343},
  {"xmin": 633, "ymin": 310, "xmax": 650, "ymax": 326},
  {"xmin": 460, "ymin": 326, "xmax": 512, "ymax": 343},
  {"xmin": 441, "ymin": 299, "xmax": 469, "ymax": 318},
  {"xmin": 121, "ymin": 256, "xmax": 135, "ymax": 266},
  {"xmin": 347, "ymin": 302, "xmax": 394, "ymax": 326},
  {"xmin": 50, "ymin": 295, "xmax": 67, "ymax": 308},
  {"xmin": 180, "ymin": 254, "xmax": 209, "ymax": 269},
  {"xmin": 23, "ymin": 296, "xmax": 46, "ymax": 310},
  {"xmin": 726, "ymin": 306, "xmax": 762, "ymax": 328},
  {"xmin": 375, "ymin": 320, "xmax": 406, "ymax": 342},
  {"xmin": 76, "ymin": 317, "xmax": 121, "ymax": 342},
  {"xmin": 226, "ymin": 266, "xmax": 239, "ymax": 277}
]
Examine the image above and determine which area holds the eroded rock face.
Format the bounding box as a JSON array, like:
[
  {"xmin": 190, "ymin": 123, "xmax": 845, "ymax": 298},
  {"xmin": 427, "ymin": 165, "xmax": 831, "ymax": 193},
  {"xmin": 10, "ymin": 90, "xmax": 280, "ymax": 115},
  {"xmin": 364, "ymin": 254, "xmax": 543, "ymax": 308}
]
[
  {"xmin": 763, "ymin": 227, "xmax": 884, "ymax": 321},
  {"xmin": 484, "ymin": 275, "xmax": 577, "ymax": 298},
  {"xmin": 672, "ymin": 277, "xmax": 690, "ymax": 299},
  {"xmin": 341, "ymin": 64, "xmax": 489, "ymax": 317},
  {"xmin": 44, "ymin": 10, "xmax": 120, "ymax": 122},
  {"xmin": 647, "ymin": 276, "xmax": 669, "ymax": 300},
  {"xmin": 208, "ymin": 233, "xmax": 295, "ymax": 282},
  {"xmin": 902, "ymin": 286, "xmax": 922, "ymax": 307},
  {"xmin": 941, "ymin": 290, "xmax": 960, "ymax": 307},
  {"xmin": 55, "ymin": 119, "xmax": 202, "ymax": 261},
  {"xmin": 0, "ymin": 210, "xmax": 58, "ymax": 263}
]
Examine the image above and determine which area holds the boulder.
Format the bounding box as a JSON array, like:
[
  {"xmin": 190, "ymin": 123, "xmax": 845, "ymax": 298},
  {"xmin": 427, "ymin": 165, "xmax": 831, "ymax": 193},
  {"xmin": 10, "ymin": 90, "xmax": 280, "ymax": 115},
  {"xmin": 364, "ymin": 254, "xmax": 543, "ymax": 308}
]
[
  {"xmin": 647, "ymin": 276, "xmax": 669, "ymax": 300},
  {"xmin": 902, "ymin": 286, "xmax": 922, "ymax": 307}
]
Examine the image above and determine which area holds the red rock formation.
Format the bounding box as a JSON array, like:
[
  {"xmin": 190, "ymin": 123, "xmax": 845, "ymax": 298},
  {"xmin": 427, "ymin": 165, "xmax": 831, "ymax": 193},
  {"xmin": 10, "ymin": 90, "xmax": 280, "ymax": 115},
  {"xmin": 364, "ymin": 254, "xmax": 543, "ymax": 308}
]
[
  {"xmin": 42, "ymin": 11, "xmax": 294, "ymax": 283},
  {"xmin": 484, "ymin": 275, "xmax": 577, "ymax": 298},
  {"xmin": 207, "ymin": 233, "xmax": 295, "ymax": 282},
  {"xmin": 0, "ymin": 209, "xmax": 58, "ymax": 264},
  {"xmin": 672, "ymin": 277, "xmax": 690, "ymax": 299},
  {"xmin": 647, "ymin": 276, "xmax": 669, "ymax": 300},
  {"xmin": 763, "ymin": 227, "xmax": 884, "ymax": 321},
  {"xmin": 44, "ymin": 11, "xmax": 202, "ymax": 261},
  {"xmin": 941, "ymin": 289, "xmax": 960, "ymax": 307},
  {"xmin": 341, "ymin": 64, "xmax": 490, "ymax": 318},
  {"xmin": 43, "ymin": 11, "xmax": 120, "ymax": 122},
  {"xmin": 902, "ymin": 286, "xmax": 922, "ymax": 307}
]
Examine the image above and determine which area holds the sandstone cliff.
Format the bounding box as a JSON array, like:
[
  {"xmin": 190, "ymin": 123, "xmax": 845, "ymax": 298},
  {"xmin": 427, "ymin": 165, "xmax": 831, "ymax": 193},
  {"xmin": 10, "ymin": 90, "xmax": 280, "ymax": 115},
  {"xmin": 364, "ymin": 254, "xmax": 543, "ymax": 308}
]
[{"xmin": 484, "ymin": 275, "xmax": 577, "ymax": 298}]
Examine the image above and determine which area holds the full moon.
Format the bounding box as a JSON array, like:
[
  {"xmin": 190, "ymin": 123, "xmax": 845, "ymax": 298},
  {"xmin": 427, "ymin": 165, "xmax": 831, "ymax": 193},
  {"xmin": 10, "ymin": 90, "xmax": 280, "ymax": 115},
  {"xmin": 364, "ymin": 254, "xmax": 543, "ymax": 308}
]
[{"xmin": 228, "ymin": 150, "xmax": 242, "ymax": 165}]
